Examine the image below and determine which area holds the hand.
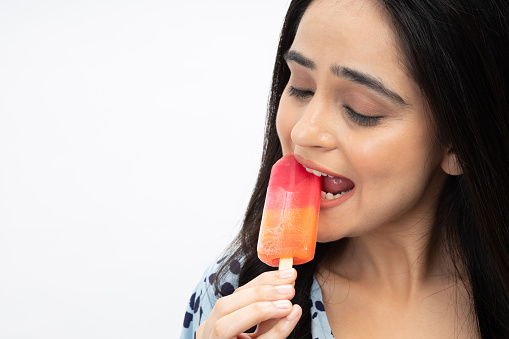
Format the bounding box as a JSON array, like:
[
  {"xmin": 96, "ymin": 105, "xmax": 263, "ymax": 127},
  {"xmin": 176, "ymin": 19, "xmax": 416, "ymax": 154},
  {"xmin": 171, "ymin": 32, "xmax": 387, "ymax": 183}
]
[{"xmin": 196, "ymin": 268, "xmax": 302, "ymax": 338}]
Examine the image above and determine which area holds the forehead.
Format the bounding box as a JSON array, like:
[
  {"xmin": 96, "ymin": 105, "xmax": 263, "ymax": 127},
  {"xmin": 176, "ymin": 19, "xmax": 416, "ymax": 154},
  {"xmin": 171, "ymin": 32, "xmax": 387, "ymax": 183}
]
[
  {"xmin": 292, "ymin": 0, "xmax": 414, "ymax": 93},
  {"xmin": 293, "ymin": 0, "xmax": 399, "ymax": 65},
  {"xmin": 289, "ymin": 0, "xmax": 424, "ymax": 110}
]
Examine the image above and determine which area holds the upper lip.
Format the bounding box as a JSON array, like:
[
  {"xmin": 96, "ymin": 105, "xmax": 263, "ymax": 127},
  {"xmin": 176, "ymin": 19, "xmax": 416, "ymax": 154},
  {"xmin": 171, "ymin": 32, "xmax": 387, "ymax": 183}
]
[{"xmin": 294, "ymin": 154, "xmax": 346, "ymax": 179}]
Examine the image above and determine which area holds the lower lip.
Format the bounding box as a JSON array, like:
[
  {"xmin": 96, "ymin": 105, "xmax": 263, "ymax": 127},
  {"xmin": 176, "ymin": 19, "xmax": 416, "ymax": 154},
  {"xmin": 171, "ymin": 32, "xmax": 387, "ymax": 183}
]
[{"xmin": 320, "ymin": 187, "xmax": 355, "ymax": 209}]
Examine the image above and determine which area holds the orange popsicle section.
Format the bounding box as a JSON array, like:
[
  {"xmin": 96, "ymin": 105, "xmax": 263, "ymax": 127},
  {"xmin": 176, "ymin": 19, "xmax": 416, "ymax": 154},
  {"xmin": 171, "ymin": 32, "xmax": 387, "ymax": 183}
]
[
  {"xmin": 257, "ymin": 153, "xmax": 321, "ymax": 267},
  {"xmin": 258, "ymin": 207, "xmax": 318, "ymax": 266}
]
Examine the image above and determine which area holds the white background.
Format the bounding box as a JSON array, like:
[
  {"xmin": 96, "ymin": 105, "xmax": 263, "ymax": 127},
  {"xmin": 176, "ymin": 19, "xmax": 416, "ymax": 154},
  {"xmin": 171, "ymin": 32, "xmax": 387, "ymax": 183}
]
[{"xmin": 0, "ymin": 1, "xmax": 290, "ymax": 337}]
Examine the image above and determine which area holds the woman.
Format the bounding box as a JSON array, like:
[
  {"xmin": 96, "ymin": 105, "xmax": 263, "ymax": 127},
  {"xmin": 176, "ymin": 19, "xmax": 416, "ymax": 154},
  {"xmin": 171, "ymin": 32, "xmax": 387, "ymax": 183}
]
[{"xmin": 181, "ymin": 0, "xmax": 509, "ymax": 338}]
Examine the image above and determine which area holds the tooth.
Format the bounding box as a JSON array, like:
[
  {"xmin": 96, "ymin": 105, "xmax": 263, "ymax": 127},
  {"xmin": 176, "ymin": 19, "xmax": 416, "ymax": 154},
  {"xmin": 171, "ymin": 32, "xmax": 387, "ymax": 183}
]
[
  {"xmin": 326, "ymin": 192, "xmax": 334, "ymax": 200},
  {"xmin": 305, "ymin": 167, "xmax": 313, "ymax": 173},
  {"xmin": 333, "ymin": 193, "xmax": 341, "ymax": 199},
  {"xmin": 321, "ymin": 172, "xmax": 327, "ymax": 176},
  {"xmin": 312, "ymin": 170, "xmax": 322, "ymax": 177},
  {"xmin": 339, "ymin": 189, "xmax": 352, "ymax": 197},
  {"xmin": 321, "ymin": 191, "xmax": 326, "ymax": 199},
  {"xmin": 328, "ymin": 174, "xmax": 333, "ymax": 178}
]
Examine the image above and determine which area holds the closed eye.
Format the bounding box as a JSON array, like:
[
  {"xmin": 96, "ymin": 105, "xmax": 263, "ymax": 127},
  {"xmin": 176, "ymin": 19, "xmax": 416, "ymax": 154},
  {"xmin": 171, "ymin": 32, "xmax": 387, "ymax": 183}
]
[
  {"xmin": 288, "ymin": 85, "xmax": 314, "ymax": 100},
  {"xmin": 288, "ymin": 85, "xmax": 383, "ymax": 127},
  {"xmin": 345, "ymin": 106, "xmax": 383, "ymax": 127}
]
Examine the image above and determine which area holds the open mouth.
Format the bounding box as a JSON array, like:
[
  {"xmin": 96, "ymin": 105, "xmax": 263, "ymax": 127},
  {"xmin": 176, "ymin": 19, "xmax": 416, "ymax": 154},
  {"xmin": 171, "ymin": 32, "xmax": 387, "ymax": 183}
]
[{"xmin": 304, "ymin": 167, "xmax": 355, "ymax": 200}]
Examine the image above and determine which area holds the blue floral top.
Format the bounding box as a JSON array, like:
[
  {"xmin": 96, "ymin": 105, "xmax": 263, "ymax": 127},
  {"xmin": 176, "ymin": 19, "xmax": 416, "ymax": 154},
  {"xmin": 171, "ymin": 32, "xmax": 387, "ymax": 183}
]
[{"xmin": 180, "ymin": 257, "xmax": 334, "ymax": 338}]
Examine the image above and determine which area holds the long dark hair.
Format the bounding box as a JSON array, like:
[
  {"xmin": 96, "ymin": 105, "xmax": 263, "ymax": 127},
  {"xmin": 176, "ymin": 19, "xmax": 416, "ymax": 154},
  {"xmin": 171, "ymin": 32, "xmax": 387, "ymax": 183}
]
[{"xmin": 216, "ymin": 0, "xmax": 509, "ymax": 338}]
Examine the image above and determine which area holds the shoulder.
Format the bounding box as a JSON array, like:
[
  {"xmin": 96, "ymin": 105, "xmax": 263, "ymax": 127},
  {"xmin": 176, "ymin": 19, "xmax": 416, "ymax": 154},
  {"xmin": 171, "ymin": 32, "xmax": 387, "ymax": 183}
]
[{"xmin": 180, "ymin": 255, "xmax": 244, "ymax": 338}]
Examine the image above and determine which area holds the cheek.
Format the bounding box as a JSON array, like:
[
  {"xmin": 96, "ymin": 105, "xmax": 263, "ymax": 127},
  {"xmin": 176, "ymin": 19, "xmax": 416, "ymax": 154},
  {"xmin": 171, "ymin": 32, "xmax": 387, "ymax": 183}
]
[
  {"xmin": 347, "ymin": 133, "xmax": 403, "ymax": 182},
  {"xmin": 275, "ymin": 95, "xmax": 298, "ymax": 154},
  {"xmin": 350, "ymin": 121, "xmax": 441, "ymax": 201}
]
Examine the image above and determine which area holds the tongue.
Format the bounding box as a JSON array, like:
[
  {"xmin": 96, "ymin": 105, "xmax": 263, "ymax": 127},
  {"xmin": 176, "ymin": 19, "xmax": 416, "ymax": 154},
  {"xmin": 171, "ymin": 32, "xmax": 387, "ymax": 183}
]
[{"xmin": 321, "ymin": 176, "xmax": 354, "ymax": 195}]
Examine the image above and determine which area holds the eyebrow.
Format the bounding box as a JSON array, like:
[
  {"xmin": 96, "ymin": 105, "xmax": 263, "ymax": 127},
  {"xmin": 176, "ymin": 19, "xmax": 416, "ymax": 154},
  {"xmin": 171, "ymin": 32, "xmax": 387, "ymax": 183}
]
[
  {"xmin": 284, "ymin": 50, "xmax": 316, "ymax": 70},
  {"xmin": 283, "ymin": 50, "xmax": 409, "ymax": 107}
]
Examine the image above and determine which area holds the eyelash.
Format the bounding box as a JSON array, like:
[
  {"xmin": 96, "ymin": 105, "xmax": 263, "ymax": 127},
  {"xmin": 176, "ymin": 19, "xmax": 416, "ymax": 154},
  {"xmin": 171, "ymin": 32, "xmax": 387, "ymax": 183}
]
[
  {"xmin": 344, "ymin": 107, "xmax": 382, "ymax": 127},
  {"xmin": 287, "ymin": 85, "xmax": 383, "ymax": 127},
  {"xmin": 288, "ymin": 85, "xmax": 313, "ymax": 100}
]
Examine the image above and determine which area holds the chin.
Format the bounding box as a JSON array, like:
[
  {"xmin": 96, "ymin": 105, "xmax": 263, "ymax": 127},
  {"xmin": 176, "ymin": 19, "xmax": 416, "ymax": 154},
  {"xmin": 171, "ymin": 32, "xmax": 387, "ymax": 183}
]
[
  {"xmin": 316, "ymin": 229, "xmax": 348, "ymax": 243},
  {"xmin": 316, "ymin": 221, "xmax": 371, "ymax": 243}
]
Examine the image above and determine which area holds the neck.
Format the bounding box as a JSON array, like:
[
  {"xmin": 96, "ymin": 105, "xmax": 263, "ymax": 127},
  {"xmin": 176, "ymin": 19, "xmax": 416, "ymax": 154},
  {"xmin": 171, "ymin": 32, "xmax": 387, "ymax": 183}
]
[{"xmin": 326, "ymin": 219, "xmax": 454, "ymax": 300}]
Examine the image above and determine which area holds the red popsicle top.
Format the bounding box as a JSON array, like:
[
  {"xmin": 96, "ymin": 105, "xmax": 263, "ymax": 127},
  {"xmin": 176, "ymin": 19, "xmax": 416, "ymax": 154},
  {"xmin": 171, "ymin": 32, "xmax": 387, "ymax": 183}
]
[{"xmin": 264, "ymin": 153, "xmax": 321, "ymax": 210}]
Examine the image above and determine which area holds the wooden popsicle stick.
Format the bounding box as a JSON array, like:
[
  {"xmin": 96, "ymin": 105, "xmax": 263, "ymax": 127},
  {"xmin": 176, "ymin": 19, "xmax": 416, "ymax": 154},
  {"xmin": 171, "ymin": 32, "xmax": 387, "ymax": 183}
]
[
  {"xmin": 279, "ymin": 257, "xmax": 293, "ymax": 270},
  {"xmin": 279, "ymin": 258, "xmax": 295, "ymax": 287}
]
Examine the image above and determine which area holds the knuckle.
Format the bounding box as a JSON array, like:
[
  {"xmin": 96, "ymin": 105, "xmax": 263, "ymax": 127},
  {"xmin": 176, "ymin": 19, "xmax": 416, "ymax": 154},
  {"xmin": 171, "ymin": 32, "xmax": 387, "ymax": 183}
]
[
  {"xmin": 253, "ymin": 285, "xmax": 269, "ymax": 299},
  {"xmin": 212, "ymin": 318, "xmax": 227, "ymax": 338},
  {"xmin": 251, "ymin": 301, "xmax": 267, "ymax": 314},
  {"xmin": 258, "ymin": 324, "xmax": 288, "ymax": 339},
  {"xmin": 213, "ymin": 297, "xmax": 227, "ymax": 315},
  {"xmin": 273, "ymin": 325, "xmax": 289, "ymax": 337},
  {"xmin": 271, "ymin": 318, "xmax": 295, "ymax": 338},
  {"xmin": 258, "ymin": 270, "xmax": 275, "ymax": 284},
  {"xmin": 255, "ymin": 272, "xmax": 276, "ymax": 288}
]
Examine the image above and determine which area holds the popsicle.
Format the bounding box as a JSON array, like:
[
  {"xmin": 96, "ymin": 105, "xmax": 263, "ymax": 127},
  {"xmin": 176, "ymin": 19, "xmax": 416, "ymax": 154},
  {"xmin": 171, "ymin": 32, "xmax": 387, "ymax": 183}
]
[{"xmin": 257, "ymin": 153, "xmax": 321, "ymax": 270}]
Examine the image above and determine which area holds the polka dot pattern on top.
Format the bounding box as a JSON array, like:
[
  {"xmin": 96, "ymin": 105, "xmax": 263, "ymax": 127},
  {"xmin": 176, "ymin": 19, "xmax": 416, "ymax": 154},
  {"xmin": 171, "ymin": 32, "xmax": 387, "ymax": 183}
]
[{"xmin": 179, "ymin": 256, "xmax": 335, "ymax": 338}]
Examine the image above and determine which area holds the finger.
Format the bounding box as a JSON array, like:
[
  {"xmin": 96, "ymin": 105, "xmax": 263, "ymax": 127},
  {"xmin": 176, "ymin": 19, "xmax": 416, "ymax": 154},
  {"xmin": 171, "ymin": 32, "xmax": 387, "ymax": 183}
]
[
  {"xmin": 199, "ymin": 284, "xmax": 295, "ymax": 339},
  {"xmin": 211, "ymin": 283, "xmax": 295, "ymax": 317},
  {"xmin": 257, "ymin": 304, "xmax": 302, "ymax": 339},
  {"xmin": 235, "ymin": 268, "xmax": 297, "ymax": 293},
  {"xmin": 250, "ymin": 318, "xmax": 278, "ymax": 337},
  {"xmin": 208, "ymin": 300, "xmax": 294, "ymax": 338},
  {"xmin": 196, "ymin": 321, "xmax": 208, "ymax": 339}
]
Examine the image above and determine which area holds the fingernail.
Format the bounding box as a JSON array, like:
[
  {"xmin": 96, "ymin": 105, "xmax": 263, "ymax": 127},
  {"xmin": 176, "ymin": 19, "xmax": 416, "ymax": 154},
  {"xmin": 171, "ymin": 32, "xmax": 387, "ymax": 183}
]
[
  {"xmin": 273, "ymin": 300, "xmax": 291, "ymax": 309},
  {"xmin": 275, "ymin": 284, "xmax": 293, "ymax": 294},
  {"xmin": 286, "ymin": 306, "xmax": 299, "ymax": 321},
  {"xmin": 279, "ymin": 269, "xmax": 294, "ymax": 278}
]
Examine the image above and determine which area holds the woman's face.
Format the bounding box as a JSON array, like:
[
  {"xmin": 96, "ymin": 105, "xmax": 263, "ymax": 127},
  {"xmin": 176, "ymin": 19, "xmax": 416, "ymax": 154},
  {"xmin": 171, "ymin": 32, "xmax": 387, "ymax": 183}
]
[{"xmin": 276, "ymin": 0, "xmax": 448, "ymax": 242}]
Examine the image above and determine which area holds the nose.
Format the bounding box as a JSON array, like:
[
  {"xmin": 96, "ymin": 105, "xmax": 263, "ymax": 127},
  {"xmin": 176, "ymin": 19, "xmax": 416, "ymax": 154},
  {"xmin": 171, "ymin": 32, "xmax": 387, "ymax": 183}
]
[{"xmin": 290, "ymin": 95, "xmax": 336, "ymax": 151}]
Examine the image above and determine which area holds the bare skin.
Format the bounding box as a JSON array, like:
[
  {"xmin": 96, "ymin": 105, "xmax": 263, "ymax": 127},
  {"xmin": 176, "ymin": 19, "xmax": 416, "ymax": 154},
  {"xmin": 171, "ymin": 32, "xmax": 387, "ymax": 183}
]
[
  {"xmin": 198, "ymin": 0, "xmax": 476, "ymax": 337},
  {"xmin": 196, "ymin": 269, "xmax": 302, "ymax": 338},
  {"xmin": 277, "ymin": 0, "xmax": 476, "ymax": 337},
  {"xmin": 316, "ymin": 238, "xmax": 474, "ymax": 338}
]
